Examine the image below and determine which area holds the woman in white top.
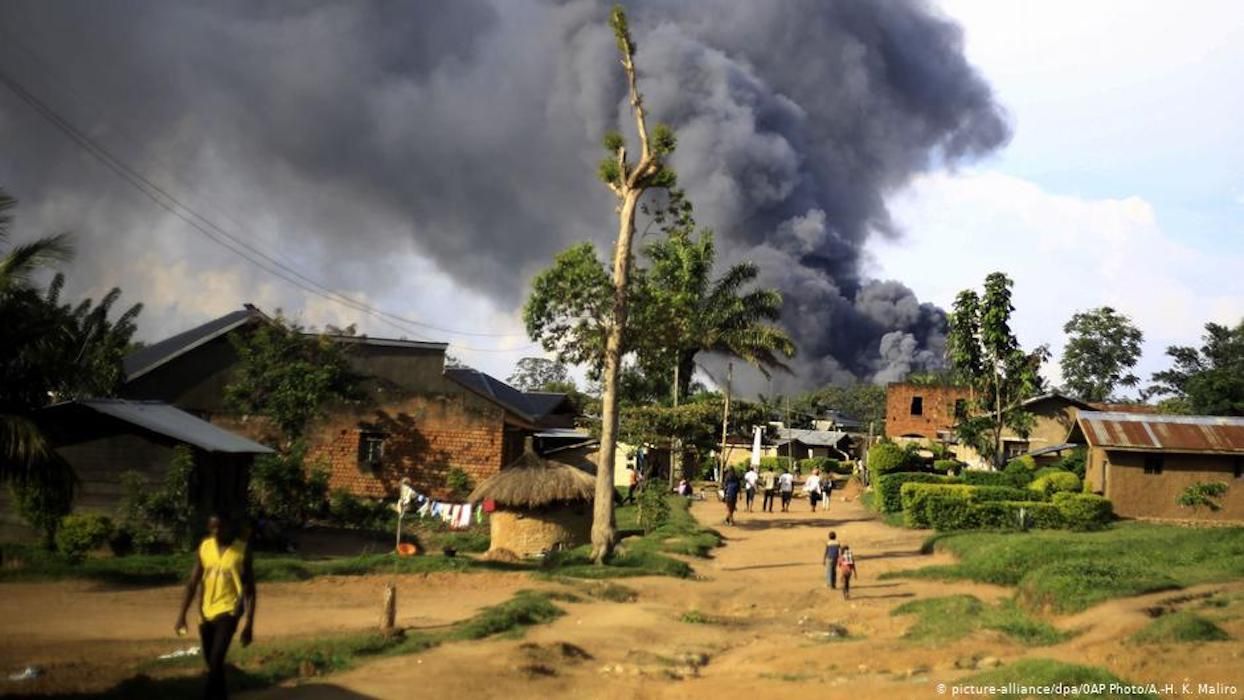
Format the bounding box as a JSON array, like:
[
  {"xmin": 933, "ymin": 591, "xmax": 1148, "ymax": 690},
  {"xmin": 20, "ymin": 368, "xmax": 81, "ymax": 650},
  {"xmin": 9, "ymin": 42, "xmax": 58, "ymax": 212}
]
[{"xmin": 804, "ymin": 469, "xmax": 823, "ymax": 513}]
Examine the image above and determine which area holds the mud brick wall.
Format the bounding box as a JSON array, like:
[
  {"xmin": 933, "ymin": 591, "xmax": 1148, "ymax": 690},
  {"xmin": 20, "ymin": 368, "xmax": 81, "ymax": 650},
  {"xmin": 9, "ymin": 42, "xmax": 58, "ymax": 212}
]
[{"xmin": 884, "ymin": 383, "xmax": 970, "ymax": 440}]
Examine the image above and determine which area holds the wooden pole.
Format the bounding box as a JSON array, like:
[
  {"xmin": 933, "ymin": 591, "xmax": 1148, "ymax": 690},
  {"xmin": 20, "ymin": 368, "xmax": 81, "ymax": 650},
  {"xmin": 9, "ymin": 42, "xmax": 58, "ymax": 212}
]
[
  {"xmin": 718, "ymin": 362, "xmax": 733, "ymax": 475},
  {"xmin": 671, "ymin": 362, "xmax": 680, "ymax": 488}
]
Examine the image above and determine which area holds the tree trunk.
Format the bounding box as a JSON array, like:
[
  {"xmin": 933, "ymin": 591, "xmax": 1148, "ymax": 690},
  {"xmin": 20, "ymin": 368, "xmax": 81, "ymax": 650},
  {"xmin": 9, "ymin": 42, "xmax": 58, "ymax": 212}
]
[
  {"xmin": 592, "ymin": 190, "xmax": 642, "ymax": 564},
  {"xmin": 669, "ymin": 362, "xmax": 680, "ymax": 490},
  {"xmin": 718, "ymin": 362, "xmax": 733, "ymax": 474}
]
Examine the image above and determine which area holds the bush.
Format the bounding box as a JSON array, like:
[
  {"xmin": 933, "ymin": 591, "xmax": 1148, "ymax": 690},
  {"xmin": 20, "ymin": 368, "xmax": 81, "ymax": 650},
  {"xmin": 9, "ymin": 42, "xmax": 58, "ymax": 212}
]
[
  {"xmin": 970, "ymin": 486, "xmax": 1035, "ymax": 503},
  {"xmin": 447, "ymin": 468, "xmax": 474, "ymax": 499},
  {"xmin": 758, "ymin": 456, "xmax": 795, "ymax": 472},
  {"xmin": 960, "ymin": 470, "xmax": 1028, "ymax": 489},
  {"xmin": 251, "ymin": 444, "xmax": 330, "ymax": 526},
  {"xmin": 1052, "ymin": 447, "xmax": 1087, "ymax": 479},
  {"xmin": 635, "ymin": 484, "xmax": 672, "ymax": 533},
  {"xmin": 55, "ymin": 514, "xmax": 114, "ymax": 561},
  {"xmin": 1003, "ymin": 457, "xmax": 1037, "ymax": 486},
  {"xmin": 8, "ymin": 463, "xmax": 77, "ymax": 549},
  {"xmin": 1029, "ymin": 470, "xmax": 1082, "ymax": 498},
  {"xmin": 905, "ymin": 485, "xmax": 975, "ymax": 530},
  {"xmin": 1053, "ymin": 492, "xmax": 1114, "ymax": 531},
  {"xmin": 799, "ymin": 457, "xmax": 845, "ymax": 475},
  {"xmin": 875, "ymin": 473, "xmax": 956, "ymax": 513},
  {"xmin": 902, "ymin": 483, "xmax": 1062, "ymax": 531},
  {"xmin": 868, "ymin": 441, "xmax": 917, "ymax": 476},
  {"xmin": 932, "ymin": 459, "xmax": 960, "ymax": 475},
  {"xmin": 1177, "ymin": 481, "xmax": 1230, "ymax": 513},
  {"xmin": 328, "ymin": 491, "xmax": 392, "ymax": 530}
]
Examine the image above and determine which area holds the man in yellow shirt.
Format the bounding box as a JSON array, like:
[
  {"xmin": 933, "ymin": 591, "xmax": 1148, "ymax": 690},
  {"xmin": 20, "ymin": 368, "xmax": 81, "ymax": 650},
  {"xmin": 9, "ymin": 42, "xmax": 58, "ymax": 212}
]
[{"xmin": 175, "ymin": 514, "xmax": 256, "ymax": 699}]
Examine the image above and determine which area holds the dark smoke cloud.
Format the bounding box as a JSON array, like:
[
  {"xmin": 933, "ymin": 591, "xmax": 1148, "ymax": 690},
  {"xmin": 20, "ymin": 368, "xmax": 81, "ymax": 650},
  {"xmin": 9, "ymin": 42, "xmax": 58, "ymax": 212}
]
[{"xmin": 0, "ymin": 0, "xmax": 1007, "ymax": 389}]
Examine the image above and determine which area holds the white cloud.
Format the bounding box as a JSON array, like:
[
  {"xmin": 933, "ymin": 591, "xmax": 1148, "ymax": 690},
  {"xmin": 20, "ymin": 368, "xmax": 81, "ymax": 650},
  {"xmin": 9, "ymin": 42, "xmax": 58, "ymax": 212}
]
[{"xmin": 874, "ymin": 169, "xmax": 1244, "ymax": 393}]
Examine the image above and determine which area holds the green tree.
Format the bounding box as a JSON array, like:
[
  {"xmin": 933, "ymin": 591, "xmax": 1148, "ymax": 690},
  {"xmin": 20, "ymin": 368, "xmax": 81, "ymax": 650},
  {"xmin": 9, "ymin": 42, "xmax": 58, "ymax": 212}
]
[
  {"xmin": 634, "ymin": 200, "xmax": 795, "ymax": 401},
  {"xmin": 507, "ymin": 357, "xmax": 573, "ymax": 392},
  {"xmin": 794, "ymin": 383, "xmax": 887, "ymax": 428},
  {"xmin": 1149, "ymin": 320, "xmax": 1244, "ymax": 416},
  {"xmin": 946, "ymin": 273, "xmax": 1048, "ymax": 467},
  {"xmin": 7, "ymin": 456, "xmax": 76, "ymax": 549},
  {"xmin": 1060, "ymin": 306, "xmax": 1144, "ymax": 402},
  {"xmin": 589, "ymin": 6, "xmax": 678, "ymax": 563},
  {"xmin": 225, "ymin": 315, "xmax": 360, "ymax": 445}
]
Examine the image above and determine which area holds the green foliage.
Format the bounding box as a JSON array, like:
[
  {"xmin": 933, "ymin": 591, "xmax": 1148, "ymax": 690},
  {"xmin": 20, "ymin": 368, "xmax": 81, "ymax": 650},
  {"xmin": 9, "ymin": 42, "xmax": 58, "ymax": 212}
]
[
  {"xmin": 250, "ymin": 444, "xmax": 329, "ymax": 527},
  {"xmin": 902, "ymin": 483, "xmax": 1062, "ymax": 531},
  {"xmin": 963, "ymin": 659, "xmax": 1159, "ymax": 700},
  {"xmin": 888, "ymin": 522, "xmax": 1244, "ymax": 613},
  {"xmin": 446, "ymin": 468, "xmax": 473, "ymax": 499},
  {"xmin": 968, "ymin": 501, "xmax": 1063, "ymax": 530},
  {"xmin": 1177, "ymin": 481, "xmax": 1229, "ymax": 513},
  {"xmin": 635, "ymin": 483, "xmax": 671, "ymax": 533},
  {"xmin": 1150, "ymin": 319, "xmax": 1244, "ymax": 416},
  {"xmin": 799, "ymin": 457, "xmax": 846, "ymax": 475},
  {"xmin": 1051, "ymin": 447, "xmax": 1087, "ymax": 479},
  {"xmin": 651, "ymin": 123, "xmax": 677, "ymax": 157},
  {"xmin": 7, "ymin": 459, "xmax": 76, "ymax": 548},
  {"xmin": 932, "ymin": 459, "xmax": 960, "ymax": 474},
  {"xmin": 327, "ymin": 491, "xmax": 392, "ymax": 530},
  {"xmin": 960, "ymin": 469, "xmax": 1028, "ymax": 489},
  {"xmin": 602, "ymin": 130, "xmax": 624, "ymax": 152},
  {"xmin": 1052, "ymin": 492, "xmax": 1114, "ymax": 531},
  {"xmin": 1028, "ymin": 470, "xmax": 1082, "ymax": 497},
  {"xmin": 506, "ymin": 357, "xmax": 572, "ymax": 392},
  {"xmin": 892, "ymin": 595, "xmax": 1069, "ymax": 646},
  {"xmin": 876, "ymin": 472, "xmax": 956, "ymax": 513},
  {"xmin": 1003, "ymin": 456, "xmax": 1038, "ymax": 486},
  {"xmin": 522, "ymin": 243, "xmax": 616, "ymax": 378},
  {"xmin": 680, "ymin": 609, "xmax": 712, "ymax": 624},
  {"xmin": 225, "ymin": 315, "xmax": 359, "ymax": 444},
  {"xmin": 792, "ymin": 383, "xmax": 886, "ymax": 427},
  {"xmin": 115, "ymin": 445, "xmax": 200, "ymax": 552},
  {"xmin": 947, "ymin": 273, "xmax": 1049, "ymax": 466},
  {"xmin": 1061, "ymin": 306, "xmax": 1144, "ymax": 402},
  {"xmin": 1130, "ymin": 611, "xmax": 1230, "ymax": 644},
  {"xmin": 868, "ymin": 441, "xmax": 916, "ymax": 476},
  {"xmin": 597, "ymin": 157, "xmax": 622, "ymax": 186},
  {"xmin": 55, "ymin": 513, "xmax": 114, "ymax": 561}
]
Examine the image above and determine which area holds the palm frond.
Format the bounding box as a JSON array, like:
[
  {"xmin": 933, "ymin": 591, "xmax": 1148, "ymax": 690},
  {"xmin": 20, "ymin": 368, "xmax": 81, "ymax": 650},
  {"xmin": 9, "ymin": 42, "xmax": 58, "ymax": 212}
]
[
  {"xmin": 0, "ymin": 414, "xmax": 50, "ymax": 480},
  {"xmin": 0, "ymin": 233, "xmax": 74, "ymax": 291}
]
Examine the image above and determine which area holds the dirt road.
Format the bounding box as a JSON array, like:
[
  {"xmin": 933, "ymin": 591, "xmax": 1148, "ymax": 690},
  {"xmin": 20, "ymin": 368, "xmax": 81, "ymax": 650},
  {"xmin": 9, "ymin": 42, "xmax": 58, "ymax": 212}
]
[{"xmin": 4, "ymin": 494, "xmax": 1242, "ymax": 698}]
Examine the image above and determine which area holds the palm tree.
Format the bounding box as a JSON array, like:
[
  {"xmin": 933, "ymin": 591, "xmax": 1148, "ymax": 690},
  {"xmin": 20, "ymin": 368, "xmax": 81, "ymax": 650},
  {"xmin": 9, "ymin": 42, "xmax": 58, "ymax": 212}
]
[
  {"xmin": 1, "ymin": 188, "xmax": 74, "ymax": 480},
  {"xmin": 638, "ymin": 224, "xmax": 796, "ymax": 400}
]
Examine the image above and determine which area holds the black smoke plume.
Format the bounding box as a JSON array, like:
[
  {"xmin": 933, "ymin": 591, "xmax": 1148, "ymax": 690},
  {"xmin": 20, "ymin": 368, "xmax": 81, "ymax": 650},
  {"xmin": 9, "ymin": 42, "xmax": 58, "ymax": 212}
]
[{"xmin": 0, "ymin": 0, "xmax": 1008, "ymax": 390}]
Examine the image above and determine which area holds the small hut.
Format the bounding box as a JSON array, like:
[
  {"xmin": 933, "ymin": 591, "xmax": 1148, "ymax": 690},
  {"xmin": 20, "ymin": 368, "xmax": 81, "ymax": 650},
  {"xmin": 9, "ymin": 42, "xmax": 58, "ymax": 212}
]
[{"xmin": 469, "ymin": 439, "xmax": 596, "ymax": 557}]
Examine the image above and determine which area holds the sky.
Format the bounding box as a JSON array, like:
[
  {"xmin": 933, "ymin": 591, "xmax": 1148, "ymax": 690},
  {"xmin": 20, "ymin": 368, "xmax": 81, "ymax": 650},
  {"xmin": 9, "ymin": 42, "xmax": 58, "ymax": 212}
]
[
  {"xmin": 878, "ymin": 0, "xmax": 1244, "ymax": 393},
  {"xmin": 2, "ymin": 1, "xmax": 1241, "ymax": 396}
]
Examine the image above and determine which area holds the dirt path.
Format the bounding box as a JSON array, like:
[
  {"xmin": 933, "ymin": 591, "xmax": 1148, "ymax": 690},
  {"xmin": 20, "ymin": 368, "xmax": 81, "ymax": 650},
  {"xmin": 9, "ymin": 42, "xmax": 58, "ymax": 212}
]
[{"xmin": 6, "ymin": 494, "xmax": 1243, "ymax": 698}]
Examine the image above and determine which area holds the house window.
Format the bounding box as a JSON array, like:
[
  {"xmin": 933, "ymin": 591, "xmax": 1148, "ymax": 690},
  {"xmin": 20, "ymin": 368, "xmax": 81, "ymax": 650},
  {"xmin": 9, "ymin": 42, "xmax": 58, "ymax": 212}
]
[
  {"xmin": 358, "ymin": 432, "xmax": 386, "ymax": 469},
  {"xmin": 910, "ymin": 396, "xmax": 924, "ymax": 416},
  {"xmin": 1144, "ymin": 455, "xmax": 1164, "ymax": 475},
  {"xmin": 954, "ymin": 399, "xmax": 967, "ymax": 419}
]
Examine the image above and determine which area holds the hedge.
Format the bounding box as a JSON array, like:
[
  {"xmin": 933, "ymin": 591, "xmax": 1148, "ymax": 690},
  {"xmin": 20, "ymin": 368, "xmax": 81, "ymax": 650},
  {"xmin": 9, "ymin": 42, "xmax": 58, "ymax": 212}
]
[
  {"xmin": 876, "ymin": 473, "xmax": 956, "ymax": 513},
  {"xmin": 55, "ymin": 514, "xmax": 114, "ymax": 561},
  {"xmin": 904, "ymin": 486, "xmax": 975, "ymax": 529},
  {"xmin": 799, "ymin": 457, "xmax": 848, "ymax": 475},
  {"xmin": 1029, "ymin": 471, "xmax": 1082, "ymax": 498},
  {"xmin": 970, "ymin": 485, "xmax": 1036, "ymax": 503},
  {"xmin": 1053, "ymin": 492, "xmax": 1114, "ymax": 531},
  {"xmin": 968, "ymin": 501, "xmax": 1064, "ymax": 530},
  {"xmin": 901, "ymin": 483, "xmax": 1064, "ymax": 531},
  {"xmin": 868, "ymin": 442, "xmax": 915, "ymax": 476},
  {"xmin": 960, "ymin": 470, "xmax": 1027, "ymax": 489},
  {"xmin": 932, "ymin": 459, "xmax": 961, "ymax": 474}
]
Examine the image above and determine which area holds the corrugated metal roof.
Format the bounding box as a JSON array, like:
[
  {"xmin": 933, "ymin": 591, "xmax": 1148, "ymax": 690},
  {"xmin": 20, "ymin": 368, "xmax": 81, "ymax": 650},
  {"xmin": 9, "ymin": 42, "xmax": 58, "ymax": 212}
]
[
  {"xmin": 57, "ymin": 400, "xmax": 274, "ymax": 454},
  {"xmin": 1074, "ymin": 411, "xmax": 1244, "ymax": 454},
  {"xmin": 446, "ymin": 368, "xmax": 572, "ymax": 424},
  {"xmin": 123, "ymin": 306, "xmax": 263, "ymax": 380}
]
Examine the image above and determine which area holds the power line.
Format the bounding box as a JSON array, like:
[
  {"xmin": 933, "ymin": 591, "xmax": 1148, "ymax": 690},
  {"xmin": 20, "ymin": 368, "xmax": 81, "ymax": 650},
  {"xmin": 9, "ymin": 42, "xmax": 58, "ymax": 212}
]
[{"xmin": 0, "ymin": 66, "xmax": 533, "ymax": 345}]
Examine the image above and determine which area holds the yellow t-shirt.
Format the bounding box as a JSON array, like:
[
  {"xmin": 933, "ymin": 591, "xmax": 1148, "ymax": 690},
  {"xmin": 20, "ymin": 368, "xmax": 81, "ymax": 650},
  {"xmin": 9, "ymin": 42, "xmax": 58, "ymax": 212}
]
[{"xmin": 199, "ymin": 537, "xmax": 247, "ymax": 621}]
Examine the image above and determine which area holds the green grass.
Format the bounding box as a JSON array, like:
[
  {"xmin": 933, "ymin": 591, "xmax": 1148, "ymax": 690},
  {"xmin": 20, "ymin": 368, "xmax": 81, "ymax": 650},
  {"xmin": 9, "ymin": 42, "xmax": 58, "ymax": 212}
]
[
  {"xmin": 961, "ymin": 659, "xmax": 1159, "ymax": 699},
  {"xmin": 892, "ymin": 595, "xmax": 1069, "ymax": 646},
  {"xmin": 860, "ymin": 490, "xmax": 904, "ymax": 527},
  {"xmin": 881, "ymin": 523, "xmax": 1244, "ymax": 613},
  {"xmin": 102, "ymin": 590, "xmax": 563, "ymax": 699},
  {"xmin": 1130, "ymin": 611, "xmax": 1230, "ymax": 644},
  {"xmin": 680, "ymin": 610, "xmax": 712, "ymax": 624}
]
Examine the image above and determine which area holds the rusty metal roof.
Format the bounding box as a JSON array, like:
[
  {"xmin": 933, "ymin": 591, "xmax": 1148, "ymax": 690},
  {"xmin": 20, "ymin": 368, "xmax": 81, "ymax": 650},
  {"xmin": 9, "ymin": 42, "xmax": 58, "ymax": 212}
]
[{"xmin": 1073, "ymin": 411, "xmax": 1244, "ymax": 454}]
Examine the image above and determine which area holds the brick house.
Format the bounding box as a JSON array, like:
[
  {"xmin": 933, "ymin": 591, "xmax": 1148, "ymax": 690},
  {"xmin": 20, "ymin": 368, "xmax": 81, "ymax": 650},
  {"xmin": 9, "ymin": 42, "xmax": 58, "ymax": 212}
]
[
  {"xmin": 884, "ymin": 383, "xmax": 971, "ymax": 442},
  {"xmin": 1069, "ymin": 411, "xmax": 1244, "ymax": 521},
  {"xmin": 120, "ymin": 305, "xmax": 575, "ymax": 501}
]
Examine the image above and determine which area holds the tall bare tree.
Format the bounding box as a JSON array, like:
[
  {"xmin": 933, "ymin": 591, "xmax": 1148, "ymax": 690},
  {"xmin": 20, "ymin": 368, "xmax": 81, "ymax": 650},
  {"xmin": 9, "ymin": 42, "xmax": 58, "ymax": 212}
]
[{"xmin": 591, "ymin": 6, "xmax": 677, "ymax": 563}]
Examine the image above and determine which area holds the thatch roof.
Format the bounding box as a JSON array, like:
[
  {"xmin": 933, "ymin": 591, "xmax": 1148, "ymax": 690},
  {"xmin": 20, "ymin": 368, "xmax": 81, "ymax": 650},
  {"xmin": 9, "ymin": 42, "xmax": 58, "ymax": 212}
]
[{"xmin": 468, "ymin": 442, "xmax": 597, "ymax": 508}]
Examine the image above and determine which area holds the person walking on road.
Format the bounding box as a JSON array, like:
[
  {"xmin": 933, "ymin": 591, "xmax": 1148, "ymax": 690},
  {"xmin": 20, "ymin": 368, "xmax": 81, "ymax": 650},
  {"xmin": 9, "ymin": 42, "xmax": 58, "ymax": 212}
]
[
  {"xmin": 760, "ymin": 464, "xmax": 778, "ymax": 513},
  {"xmin": 837, "ymin": 544, "xmax": 858, "ymax": 600},
  {"xmin": 743, "ymin": 465, "xmax": 759, "ymax": 512},
  {"xmin": 722, "ymin": 467, "xmax": 741, "ymax": 525},
  {"xmin": 778, "ymin": 465, "xmax": 795, "ymax": 512},
  {"xmin": 175, "ymin": 513, "xmax": 256, "ymax": 699},
  {"xmin": 822, "ymin": 530, "xmax": 841, "ymax": 589},
  {"xmin": 804, "ymin": 468, "xmax": 823, "ymax": 512}
]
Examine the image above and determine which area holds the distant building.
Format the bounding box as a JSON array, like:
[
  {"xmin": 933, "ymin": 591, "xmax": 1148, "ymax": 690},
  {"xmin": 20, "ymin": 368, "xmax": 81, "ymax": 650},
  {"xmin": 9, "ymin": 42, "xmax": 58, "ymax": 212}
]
[
  {"xmin": 120, "ymin": 305, "xmax": 576, "ymax": 501},
  {"xmin": 884, "ymin": 383, "xmax": 971, "ymax": 442},
  {"xmin": 952, "ymin": 393, "xmax": 1093, "ymax": 469},
  {"xmin": 1068, "ymin": 411, "xmax": 1244, "ymax": 521},
  {"xmin": 770, "ymin": 428, "xmax": 853, "ymax": 461}
]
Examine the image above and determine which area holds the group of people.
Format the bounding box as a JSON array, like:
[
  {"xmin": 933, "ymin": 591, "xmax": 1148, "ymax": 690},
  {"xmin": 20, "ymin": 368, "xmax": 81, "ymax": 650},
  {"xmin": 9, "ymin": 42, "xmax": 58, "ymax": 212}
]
[{"xmin": 719, "ymin": 463, "xmax": 836, "ymax": 525}]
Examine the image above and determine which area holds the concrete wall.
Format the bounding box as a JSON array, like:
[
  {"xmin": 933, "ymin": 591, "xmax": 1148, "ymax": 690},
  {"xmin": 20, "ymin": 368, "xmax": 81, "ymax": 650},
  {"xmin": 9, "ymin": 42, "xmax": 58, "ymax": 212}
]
[
  {"xmin": 1102, "ymin": 449, "xmax": 1244, "ymax": 521},
  {"xmin": 885, "ymin": 384, "xmax": 971, "ymax": 440}
]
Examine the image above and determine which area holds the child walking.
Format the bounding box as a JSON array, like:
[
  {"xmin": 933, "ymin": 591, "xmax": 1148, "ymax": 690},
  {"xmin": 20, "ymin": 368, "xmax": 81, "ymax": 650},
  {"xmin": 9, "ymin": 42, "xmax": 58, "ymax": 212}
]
[
  {"xmin": 821, "ymin": 530, "xmax": 840, "ymax": 589},
  {"xmin": 837, "ymin": 544, "xmax": 858, "ymax": 599}
]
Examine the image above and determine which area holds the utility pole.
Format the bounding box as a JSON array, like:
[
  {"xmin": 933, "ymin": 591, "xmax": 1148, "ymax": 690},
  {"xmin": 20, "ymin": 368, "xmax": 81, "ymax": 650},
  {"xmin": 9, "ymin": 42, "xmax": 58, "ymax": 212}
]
[
  {"xmin": 718, "ymin": 362, "xmax": 733, "ymax": 477},
  {"xmin": 785, "ymin": 395, "xmax": 795, "ymax": 468}
]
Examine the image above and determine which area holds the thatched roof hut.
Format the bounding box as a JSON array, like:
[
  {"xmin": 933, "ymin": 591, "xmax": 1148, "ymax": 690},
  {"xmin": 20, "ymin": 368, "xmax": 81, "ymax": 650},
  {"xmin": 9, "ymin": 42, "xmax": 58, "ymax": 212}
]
[{"xmin": 469, "ymin": 439, "xmax": 597, "ymax": 557}]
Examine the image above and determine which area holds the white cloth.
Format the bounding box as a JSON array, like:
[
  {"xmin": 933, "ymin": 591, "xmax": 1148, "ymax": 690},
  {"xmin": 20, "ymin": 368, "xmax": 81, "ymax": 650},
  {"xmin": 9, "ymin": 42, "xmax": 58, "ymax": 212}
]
[
  {"xmin": 750, "ymin": 425, "xmax": 763, "ymax": 467},
  {"xmin": 398, "ymin": 483, "xmax": 416, "ymax": 514},
  {"xmin": 778, "ymin": 472, "xmax": 794, "ymax": 492},
  {"xmin": 803, "ymin": 474, "xmax": 821, "ymax": 494}
]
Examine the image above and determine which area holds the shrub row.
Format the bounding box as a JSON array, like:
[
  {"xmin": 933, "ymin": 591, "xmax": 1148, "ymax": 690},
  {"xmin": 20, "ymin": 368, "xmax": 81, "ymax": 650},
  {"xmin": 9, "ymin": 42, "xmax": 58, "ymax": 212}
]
[
  {"xmin": 900, "ymin": 483, "xmax": 1113, "ymax": 531},
  {"xmin": 876, "ymin": 473, "xmax": 957, "ymax": 513},
  {"xmin": 961, "ymin": 470, "xmax": 1028, "ymax": 489},
  {"xmin": 799, "ymin": 457, "xmax": 851, "ymax": 475}
]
